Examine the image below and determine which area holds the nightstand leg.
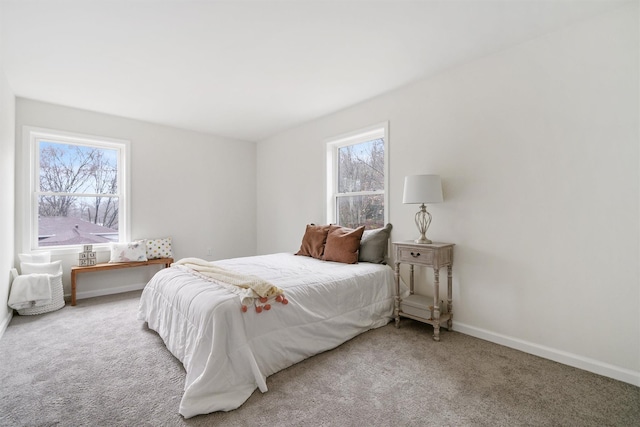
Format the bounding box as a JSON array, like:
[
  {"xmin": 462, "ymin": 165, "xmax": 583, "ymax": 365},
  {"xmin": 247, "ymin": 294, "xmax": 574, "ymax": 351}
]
[
  {"xmin": 433, "ymin": 268, "xmax": 440, "ymax": 341},
  {"xmin": 394, "ymin": 262, "xmax": 400, "ymax": 328},
  {"xmin": 409, "ymin": 264, "xmax": 414, "ymax": 294},
  {"xmin": 447, "ymin": 265, "xmax": 453, "ymax": 329}
]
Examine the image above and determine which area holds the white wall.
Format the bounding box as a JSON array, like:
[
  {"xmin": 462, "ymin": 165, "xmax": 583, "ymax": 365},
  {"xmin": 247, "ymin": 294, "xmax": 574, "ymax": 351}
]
[
  {"xmin": 15, "ymin": 99, "xmax": 257, "ymax": 300},
  {"xmin": 0, "ymin": 6, "xmax": 16, "ymax": 336},
  {"xmin": 257, "ymin": 4, "xmax": 639, "ymax": 384}
]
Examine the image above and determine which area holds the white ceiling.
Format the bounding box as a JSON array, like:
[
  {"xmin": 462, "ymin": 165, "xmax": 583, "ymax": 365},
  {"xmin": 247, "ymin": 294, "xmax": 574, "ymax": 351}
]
[{"xmin": 0, "ymin": 0, "xmax": 628, "ymax": 142}]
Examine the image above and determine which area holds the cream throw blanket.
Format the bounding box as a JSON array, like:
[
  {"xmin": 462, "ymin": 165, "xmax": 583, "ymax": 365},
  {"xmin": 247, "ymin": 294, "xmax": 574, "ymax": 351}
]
[{"xmin": 172, "ymin": 258, "xmax": 284, "ymax": 307}]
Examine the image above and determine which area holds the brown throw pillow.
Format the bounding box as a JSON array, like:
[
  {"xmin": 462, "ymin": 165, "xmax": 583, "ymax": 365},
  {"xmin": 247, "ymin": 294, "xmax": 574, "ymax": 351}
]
[
  {"xmin": 295, "ymin": 224, "xmax": 330, "ymax": 259},
  {"xmin": 323, "ymin": 225, "xmax": 365, "ymax": 264}
]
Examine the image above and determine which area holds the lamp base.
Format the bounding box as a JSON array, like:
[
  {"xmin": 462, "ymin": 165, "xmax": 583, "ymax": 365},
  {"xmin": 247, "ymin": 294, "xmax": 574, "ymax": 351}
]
[
  {"xmin": 414, "ymin": 236, "xmax": 432, "ymax": 244},
  {"xmin": 414, "ymin": 204, "xmax": 433, "ymax": 245}
]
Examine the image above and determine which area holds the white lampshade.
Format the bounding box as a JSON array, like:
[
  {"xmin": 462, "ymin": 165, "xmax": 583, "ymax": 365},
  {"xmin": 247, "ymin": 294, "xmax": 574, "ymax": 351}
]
[{"xmin": 403, "ymin": 175, "xmax": 443, "ymax": 204}]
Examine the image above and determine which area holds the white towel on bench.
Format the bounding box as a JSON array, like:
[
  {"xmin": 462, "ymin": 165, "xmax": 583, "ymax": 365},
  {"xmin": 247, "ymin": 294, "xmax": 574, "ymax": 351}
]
[{"xmin": 8, "ymin": 273, "xmax": 53, "ymax": 310}]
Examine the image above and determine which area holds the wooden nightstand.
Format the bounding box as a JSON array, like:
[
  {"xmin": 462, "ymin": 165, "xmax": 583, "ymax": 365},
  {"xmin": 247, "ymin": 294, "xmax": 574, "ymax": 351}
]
[{"xmin": 393, "ymin": 241, "xmax": 454, "ymax": 341}]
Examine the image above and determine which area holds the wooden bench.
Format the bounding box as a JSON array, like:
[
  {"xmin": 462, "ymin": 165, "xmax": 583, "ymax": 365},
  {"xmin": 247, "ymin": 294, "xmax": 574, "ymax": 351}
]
[{"xmin": 70, "ymin": 257, "xmax": 173, "ymax": 306}]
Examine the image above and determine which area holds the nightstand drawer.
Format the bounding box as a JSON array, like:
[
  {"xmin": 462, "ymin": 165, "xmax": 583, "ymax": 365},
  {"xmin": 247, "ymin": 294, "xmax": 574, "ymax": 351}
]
[{"xmin": 397, "ymin": 247, "xmax": 433, "ymax": 265}]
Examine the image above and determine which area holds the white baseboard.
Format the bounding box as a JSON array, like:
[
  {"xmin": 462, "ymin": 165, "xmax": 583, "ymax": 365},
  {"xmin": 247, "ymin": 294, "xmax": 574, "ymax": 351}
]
[
  {"xmin": 454, "ymin": 321, "xmax": 640, "ymax": 387},
  {"xmin": 69, "ymin": 282, "xmax": 146, "ymax": 302},
  {"xmin": 0, "ymin": 310, "xmax": 13, "ymax": 341}
]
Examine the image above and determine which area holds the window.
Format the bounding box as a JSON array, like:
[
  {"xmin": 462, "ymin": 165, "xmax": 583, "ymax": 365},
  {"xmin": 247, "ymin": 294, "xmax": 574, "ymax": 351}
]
[
  {"xmin": 326, "ymin": 123, "xmax": 388, "ymax": 229},
  {"xmin": 23, "ymin": 127, "xmax": 130, "ymax": 251}
]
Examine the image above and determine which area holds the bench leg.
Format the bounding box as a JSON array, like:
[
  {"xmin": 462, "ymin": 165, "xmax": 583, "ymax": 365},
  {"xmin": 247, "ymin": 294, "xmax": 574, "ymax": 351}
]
[{"xmin": 71, "ymin": 270, "xmax": 77, "ymax": 306}]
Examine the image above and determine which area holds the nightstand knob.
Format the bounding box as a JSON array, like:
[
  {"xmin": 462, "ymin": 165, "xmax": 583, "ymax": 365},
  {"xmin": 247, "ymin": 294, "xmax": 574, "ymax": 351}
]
[{"xmin": 410, "ymin": 252, "xmax": 420, "ymax": 258}]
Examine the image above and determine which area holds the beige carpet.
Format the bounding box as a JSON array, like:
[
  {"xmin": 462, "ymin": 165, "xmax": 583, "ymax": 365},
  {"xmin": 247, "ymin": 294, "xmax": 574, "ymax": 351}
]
[{"xmin": 0, "ymin": 290, "xmax": 637, "ymax": 426}]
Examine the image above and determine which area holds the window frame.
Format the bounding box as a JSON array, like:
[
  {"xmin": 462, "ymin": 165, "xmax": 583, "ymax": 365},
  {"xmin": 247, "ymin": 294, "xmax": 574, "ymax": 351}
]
[
  {"xmin": 325, "ymin": 122, "xmax": 389, "ymax": 227},
  {"xmin": 21, "ymin": 126, "xmax": 131, "ymax": 255}
]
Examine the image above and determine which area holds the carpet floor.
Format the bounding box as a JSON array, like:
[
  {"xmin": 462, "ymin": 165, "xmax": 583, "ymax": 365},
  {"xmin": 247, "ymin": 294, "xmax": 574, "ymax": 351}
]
[{"xmin": 0, "ymin": 291, "xmax": 638, "ymax": 426}]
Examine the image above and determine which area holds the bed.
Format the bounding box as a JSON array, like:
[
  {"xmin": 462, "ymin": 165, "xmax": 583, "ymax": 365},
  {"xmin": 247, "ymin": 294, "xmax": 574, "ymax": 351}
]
[{"xmin": 137, "ymin": 250, "xmax": 407, "ymax": 418}]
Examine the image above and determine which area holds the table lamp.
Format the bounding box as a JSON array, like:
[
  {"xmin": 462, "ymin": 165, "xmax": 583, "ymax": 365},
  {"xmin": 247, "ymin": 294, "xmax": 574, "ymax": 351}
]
[{"xmin": 402, "ymin": 175, "xmax": 443, "ymax": 244}]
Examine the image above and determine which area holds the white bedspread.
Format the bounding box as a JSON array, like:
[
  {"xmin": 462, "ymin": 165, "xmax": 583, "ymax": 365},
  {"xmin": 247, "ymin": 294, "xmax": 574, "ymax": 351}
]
[{"xmin": 138, "ymin": 253, "xmax": 405, "ymax": 418}]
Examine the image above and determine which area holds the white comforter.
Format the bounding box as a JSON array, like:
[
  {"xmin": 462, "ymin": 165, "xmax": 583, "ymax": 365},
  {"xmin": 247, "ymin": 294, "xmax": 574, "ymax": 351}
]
[{"xmin": 138, "ymin": 253, "xmax": 404, "ymax": 418}]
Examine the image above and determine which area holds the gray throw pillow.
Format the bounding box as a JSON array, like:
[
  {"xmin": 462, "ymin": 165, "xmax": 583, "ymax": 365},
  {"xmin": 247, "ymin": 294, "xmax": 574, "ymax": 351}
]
[{"xmin": 358, "ymin": 223, "xmax": 392, "ymax": 264}]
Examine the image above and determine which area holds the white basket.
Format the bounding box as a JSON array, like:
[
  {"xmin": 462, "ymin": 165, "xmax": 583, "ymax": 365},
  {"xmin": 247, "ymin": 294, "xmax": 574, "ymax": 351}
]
[{"xmin": 17, "ymin": 274, "xmax": 65, "ymax": 316}]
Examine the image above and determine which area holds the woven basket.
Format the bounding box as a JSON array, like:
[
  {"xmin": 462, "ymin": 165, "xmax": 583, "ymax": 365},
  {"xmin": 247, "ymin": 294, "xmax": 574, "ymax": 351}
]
[{"xmin": 17, "ymin": 273, "xmax": 65, "ymax": 315}]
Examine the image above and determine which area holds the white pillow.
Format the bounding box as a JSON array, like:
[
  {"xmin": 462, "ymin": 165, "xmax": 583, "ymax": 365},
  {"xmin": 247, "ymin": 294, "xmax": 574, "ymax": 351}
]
[
  {"xmin": 20, "ymin": 260, "xmax": 63, "ymax": 275},
  {"xmin": 18, "ymin": 252, "xmax": 51, "ymax": 263},
  {"xmin": 145, "ymin": 237, "xmax": 173, "ymax": 259},
  {"xmin": 109, "ymin": 240, "xmax": 148, "ymax": 263}
]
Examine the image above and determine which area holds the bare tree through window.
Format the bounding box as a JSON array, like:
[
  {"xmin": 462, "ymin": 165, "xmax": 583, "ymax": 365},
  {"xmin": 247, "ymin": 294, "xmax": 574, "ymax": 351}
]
[
  {"xmin": 37, "ymin": 141, "xmax": 120, "ymax": 246},
  {"xmin": 336, "ymin": 138, "xmax": 385, "ymax": 229}
]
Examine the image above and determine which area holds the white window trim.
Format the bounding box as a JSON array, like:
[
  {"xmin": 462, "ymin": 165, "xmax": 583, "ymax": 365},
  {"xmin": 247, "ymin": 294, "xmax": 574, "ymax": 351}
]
[
  {"xmin": 21, "ymin": 126, "xmax": 131, "ymax": 255},
  {"xmin": 325, "ymin": 121, "xmax": 389, "ymax": 226}
]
